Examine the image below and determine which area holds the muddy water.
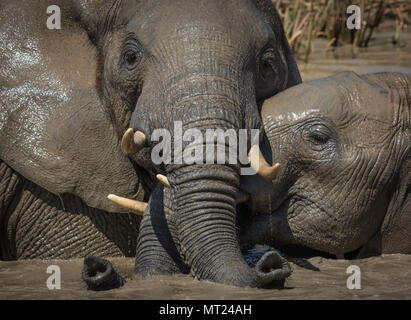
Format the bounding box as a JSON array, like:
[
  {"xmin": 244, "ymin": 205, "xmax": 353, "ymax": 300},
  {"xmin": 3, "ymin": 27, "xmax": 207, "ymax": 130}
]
[
  {"xmin": 1, "ymin": 24, "xmax": 411, "ymax": 300},
  {"xmin": 1, "ymin": 255, "xmax": 411, "ymax": 299}
]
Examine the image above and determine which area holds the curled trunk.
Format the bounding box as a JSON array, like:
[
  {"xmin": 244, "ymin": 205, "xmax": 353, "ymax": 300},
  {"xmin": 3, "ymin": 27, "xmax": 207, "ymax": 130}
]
[{"xmin": 169, "ymin": 161, "xmax": 290, "ymax": 287}]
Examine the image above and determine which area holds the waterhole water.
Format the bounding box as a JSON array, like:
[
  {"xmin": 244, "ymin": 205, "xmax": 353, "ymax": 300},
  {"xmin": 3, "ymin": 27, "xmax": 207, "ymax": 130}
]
[{"xmin": 1, "ymin": 255, "xmax": 410, "ymax": 299}]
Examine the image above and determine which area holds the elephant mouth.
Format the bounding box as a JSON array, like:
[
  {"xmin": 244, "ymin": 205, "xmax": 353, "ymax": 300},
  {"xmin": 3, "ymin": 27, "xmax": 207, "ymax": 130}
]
[
  {"xmin": 107, "ymin": 128, "xmax": 281, "ymax": 216},
  {"xmin": 104, "ymin": 128, "xmax": 293, "ymax": 288},
  {"xmin": 262, "ymin": 194, "xmax": 365, "ymax": 259}
]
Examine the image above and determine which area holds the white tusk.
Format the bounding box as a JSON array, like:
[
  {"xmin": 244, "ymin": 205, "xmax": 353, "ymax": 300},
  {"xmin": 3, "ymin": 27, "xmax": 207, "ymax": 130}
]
[
  {"xmin": 121, "ymin": 128, "xmax": 147, "ymax": 155},
  {"xmin": 248, "ymin": 145, "xmax": 280, "ymax": 181},
  {"xmin": 133, "ymin": 130, "xmax": 147, "ymax": 149},
  {"xmin": 121, "ymin": 128, "xmax": 137, "ymax": 155},
  {"xmin": 107, "ymin": 194, "xmax": 147, "ymax": 215},
  {"xmin": 156, "ymin": 174, "xmax": 171, "ymax": 188}
]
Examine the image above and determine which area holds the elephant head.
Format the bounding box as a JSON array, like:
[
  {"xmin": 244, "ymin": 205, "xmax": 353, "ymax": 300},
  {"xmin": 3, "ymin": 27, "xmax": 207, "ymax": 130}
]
[
  {"xmin": 0, "ymin": 0, "xmax": 149, "ymax": 213},
  {"xmin": 1, "ymin": 0, "xmax": 300, "ymax": 286},
  {"xmin": 74, "ymin": 0, "xmax": 300, "ymax": 287},
  {"xmin": 244, "ymin": 72, "xmax": 410, "ymax": 258}
]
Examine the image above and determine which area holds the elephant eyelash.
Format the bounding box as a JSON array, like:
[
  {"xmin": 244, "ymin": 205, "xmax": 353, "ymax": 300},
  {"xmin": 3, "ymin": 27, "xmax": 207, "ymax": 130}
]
[
  {"xmin": 122, "ymin": 33, "xmax": 143, "ymax": 69},
  {"xmin": 307, "ymin": 131, "xmax": 330, "ymax": 145},
  {"xmin": 295, "ymin": 117, "xmax": 338, "ymax": 149},
  {"xmin": 301, "ymin": 124, "xmax": 335, "ymax": 150}
]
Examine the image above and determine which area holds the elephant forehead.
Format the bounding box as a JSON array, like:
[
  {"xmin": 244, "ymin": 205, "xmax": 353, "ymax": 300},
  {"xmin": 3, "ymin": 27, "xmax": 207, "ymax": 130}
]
[
  {"xmin": 128, "ymin": 0, "xmax": 272, "ymax": 50},
  {"xmin": 261, "ymin": 81, "xmax": 332, "ymax": 125},
  {"xmin": 262, "ymin": 72, "xmax": 394, "ymax": 127},
  {"xmin": 0, "ymin": 0, "xmax": 143, "ymax": 212}
]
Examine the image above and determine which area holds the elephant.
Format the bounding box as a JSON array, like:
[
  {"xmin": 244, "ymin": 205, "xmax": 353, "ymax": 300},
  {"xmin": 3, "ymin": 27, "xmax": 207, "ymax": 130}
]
[
  {"xmin": 0, "ymin": 0, "xmax": 301, "ymax": 288},
  {"xmin": 0, "ymin": 0, "xmax": 157, "ymax": 259},
  {"xmin": 240, "ymin": 72, "xmax": 410, "ymax": 259},
  {"xmin": 83, "ymin": 71, "xmax": 410, "ymax": 291}
]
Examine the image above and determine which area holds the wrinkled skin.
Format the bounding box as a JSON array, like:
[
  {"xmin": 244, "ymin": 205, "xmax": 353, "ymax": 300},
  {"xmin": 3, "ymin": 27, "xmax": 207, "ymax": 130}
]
[
  {"xmin": 124, "ymin": 0, "xmax": 300, "ymax": 287},
  {"xmin": 0, "ymin": 0, "xmax": 146, "ymax": 259},
  {"xmin": 0, "ymin": 0, "xmax": 301, "ymax": 287},
  {"xmin": 241, "ymin": 72, "xmax": 410, "ymax": 258}
]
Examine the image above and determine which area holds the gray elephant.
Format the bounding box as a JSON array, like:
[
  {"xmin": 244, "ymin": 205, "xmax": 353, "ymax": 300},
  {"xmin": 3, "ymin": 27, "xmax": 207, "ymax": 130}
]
[
  {"xmin": 241, "ymin": 72, "xmax": 410, "ymax": 259},
  {"xmin": 0, "ymin": 0, "xmax": 301, "ymax": 288},
  {"xmin": 0, "ymin": 0, "xmax": 149, "ymax": 259}
]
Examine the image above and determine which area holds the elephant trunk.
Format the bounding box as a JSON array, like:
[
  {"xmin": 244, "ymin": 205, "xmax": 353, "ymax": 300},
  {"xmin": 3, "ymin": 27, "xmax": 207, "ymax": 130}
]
[
  {"xmin": 130, "ymin": 51, "xmax": 291, "ymax": 286},
  {"xmin": 169, "ymin": 161, "xmax": 289, "ymax": 287},
  {"xmin": 82, "ymin": 256, "xmax": 126, "ymax": 291}
]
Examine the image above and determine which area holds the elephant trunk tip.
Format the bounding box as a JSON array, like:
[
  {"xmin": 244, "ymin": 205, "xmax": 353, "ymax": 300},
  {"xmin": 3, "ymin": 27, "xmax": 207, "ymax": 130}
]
[
  {"xmin": 254, "ymin": 251, "xmax": 292, "ymax": 288},
  {"xmin": 82, "ymin": 256, "xmax": 126, "ymax": 291},
  {"xmin": 208, "ymin": 251, "xmax": 291, "ymax": 289}
]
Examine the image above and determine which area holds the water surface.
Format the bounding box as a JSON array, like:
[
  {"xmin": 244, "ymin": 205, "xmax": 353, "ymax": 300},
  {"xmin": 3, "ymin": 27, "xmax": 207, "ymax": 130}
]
[{"xmin": 1, "ymin": 255, "xmax": 410, "ymax": 299}]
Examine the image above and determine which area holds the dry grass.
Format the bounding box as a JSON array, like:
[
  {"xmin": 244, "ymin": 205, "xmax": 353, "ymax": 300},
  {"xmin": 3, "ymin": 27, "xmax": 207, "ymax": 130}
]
[{"xmin": 274, "ymin": 0, "xmax": 411, "ymax": 61}]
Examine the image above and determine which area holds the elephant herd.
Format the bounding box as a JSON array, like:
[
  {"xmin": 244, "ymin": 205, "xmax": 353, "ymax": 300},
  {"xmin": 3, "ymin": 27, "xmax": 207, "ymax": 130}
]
[{"xmin": 0, "ymin": 0, "xmax": 409, "ymax": 289}]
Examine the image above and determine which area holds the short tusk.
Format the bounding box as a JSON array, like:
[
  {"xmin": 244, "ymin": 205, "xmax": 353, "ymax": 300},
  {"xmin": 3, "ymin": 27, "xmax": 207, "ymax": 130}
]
[
  {"xmin": 156, "ymin": 174, "xmax": 171, "ymax": 188},
  {"xmin": 248, "ymin": 145, "xmax": 280, "ymax": 181},
  {"xmin": 133, "ymin": 130, "xmax": 147, "ymax": 149},
  {"xmin": 121, "ymin": 128, "xmax": 147, "ymax": 155},
  {"xmin": 121, "ymin": 128, "xmax": 137, "ymax": 155},
  {"xmin": 107, "ymin": 194, "xmax": 147, "ymax": 215}
]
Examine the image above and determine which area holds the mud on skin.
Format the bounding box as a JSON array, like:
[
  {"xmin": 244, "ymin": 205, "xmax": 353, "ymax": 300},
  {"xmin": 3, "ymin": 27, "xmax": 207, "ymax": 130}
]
[
  {"xmin": 241, "ymin": 72, "xmax": 410, "ymax": 259},
  {"xmin": 1, "ymin": 0, "xmax": 300, "ymax": 288},
  {"xmin": 88, "ymin": 70, "xmax": 410, "ymax": 289},
  {"xmin": 1, "ymin": 0, "xmax": 410, "ymax": 292}
]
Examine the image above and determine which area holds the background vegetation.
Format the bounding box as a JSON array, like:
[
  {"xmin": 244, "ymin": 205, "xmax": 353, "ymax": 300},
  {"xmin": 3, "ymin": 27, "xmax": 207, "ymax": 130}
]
[{"xmin": 274, "ymin": 0, "xmax": 411, "ymax": 61}]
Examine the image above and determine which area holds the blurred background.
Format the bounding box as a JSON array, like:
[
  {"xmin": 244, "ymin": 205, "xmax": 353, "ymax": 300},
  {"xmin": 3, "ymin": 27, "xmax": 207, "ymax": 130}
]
[{"xmin": 274, "ymin": 0, "xmax": 411, "ymax": 81}]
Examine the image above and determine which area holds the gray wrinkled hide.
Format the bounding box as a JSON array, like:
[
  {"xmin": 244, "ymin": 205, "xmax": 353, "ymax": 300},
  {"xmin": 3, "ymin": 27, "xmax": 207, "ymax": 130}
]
[
  {"xmin": 0, "ymin": 0, "xmax": 144, "ymax": 212},
  {"xmin": 256, "ymin": 72, "xmax": 410, "ymax": 256}
]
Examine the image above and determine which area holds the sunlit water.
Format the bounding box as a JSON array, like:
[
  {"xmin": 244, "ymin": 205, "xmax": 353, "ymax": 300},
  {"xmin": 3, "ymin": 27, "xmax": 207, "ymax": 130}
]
[{"xmin": 1, "ymin": 24, "xmax": 410, "ymax": 300}]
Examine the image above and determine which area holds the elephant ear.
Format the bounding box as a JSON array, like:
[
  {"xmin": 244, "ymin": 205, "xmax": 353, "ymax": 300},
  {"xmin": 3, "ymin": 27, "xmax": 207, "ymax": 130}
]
[
  {"xmin": 0, "ymin": 0, "xmax": 145, "ymax": 212},
  {"xmin": 381, "ymin": 155, "xmax": 411, "ymax": 253},
  {"xmin": 74, "ymin": 0, "xmax": 143, "ymax": 43},
  {"xmin": 251, "ymin": 0, "xmax": 302, "ymax": 88},
  {"xmin": 368, "ymin": 73, "xmax": 411, "ymax": 254}
]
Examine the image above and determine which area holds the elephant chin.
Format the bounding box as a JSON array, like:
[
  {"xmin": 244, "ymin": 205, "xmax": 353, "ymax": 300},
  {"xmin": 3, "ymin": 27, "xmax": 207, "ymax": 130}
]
[{"xmin": 82, "ymin": 256, "xmax": 126, "ymax": 291}]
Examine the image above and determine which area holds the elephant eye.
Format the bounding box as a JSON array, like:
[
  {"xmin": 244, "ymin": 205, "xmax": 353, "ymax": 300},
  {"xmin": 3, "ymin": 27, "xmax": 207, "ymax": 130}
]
[
  {"xmin": 303, "ymin": 124, "xmax": 331, "ymax": 147},
  {"xmin": 255, "ymin": 45, "xmax": 288, "ymax": 100},
  {"xmin": 123, "ymin": 48, "xmax": 142, "ymax": 70},
  {"xmin": 122, "ymin": 33, "xmax": 143, "ymax": 70},
  {"xmin": 259, "ymin": 48, "xmax": 277, "ymax": 80},
  {"xmin": 125, "ymin": 51, "xmax": 138, "ymax": 65}
]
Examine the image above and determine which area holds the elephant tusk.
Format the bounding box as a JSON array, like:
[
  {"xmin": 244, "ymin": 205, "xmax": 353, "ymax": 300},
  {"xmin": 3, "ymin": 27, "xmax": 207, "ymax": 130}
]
[
  {"xmin": 248, "ymin": 145, "xmax": 280, "ymax": 181},
  {"xmin": 107, "ymin": 194, "xmax": 147, "ymax": 215},
  {"xmin": 121, "ymin": 128, "xmax": 137, "ymax": 155},
  {"xmin": 156, "ymin": 174, "xmax": 171, "ymax": 188},
  {"xmin": 133, "ymin": 130, "xmax": 147, "ymax": 149},
  {"xmin": 121, "ymin": 128, "xmax": 147, "ymax": 155}
]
